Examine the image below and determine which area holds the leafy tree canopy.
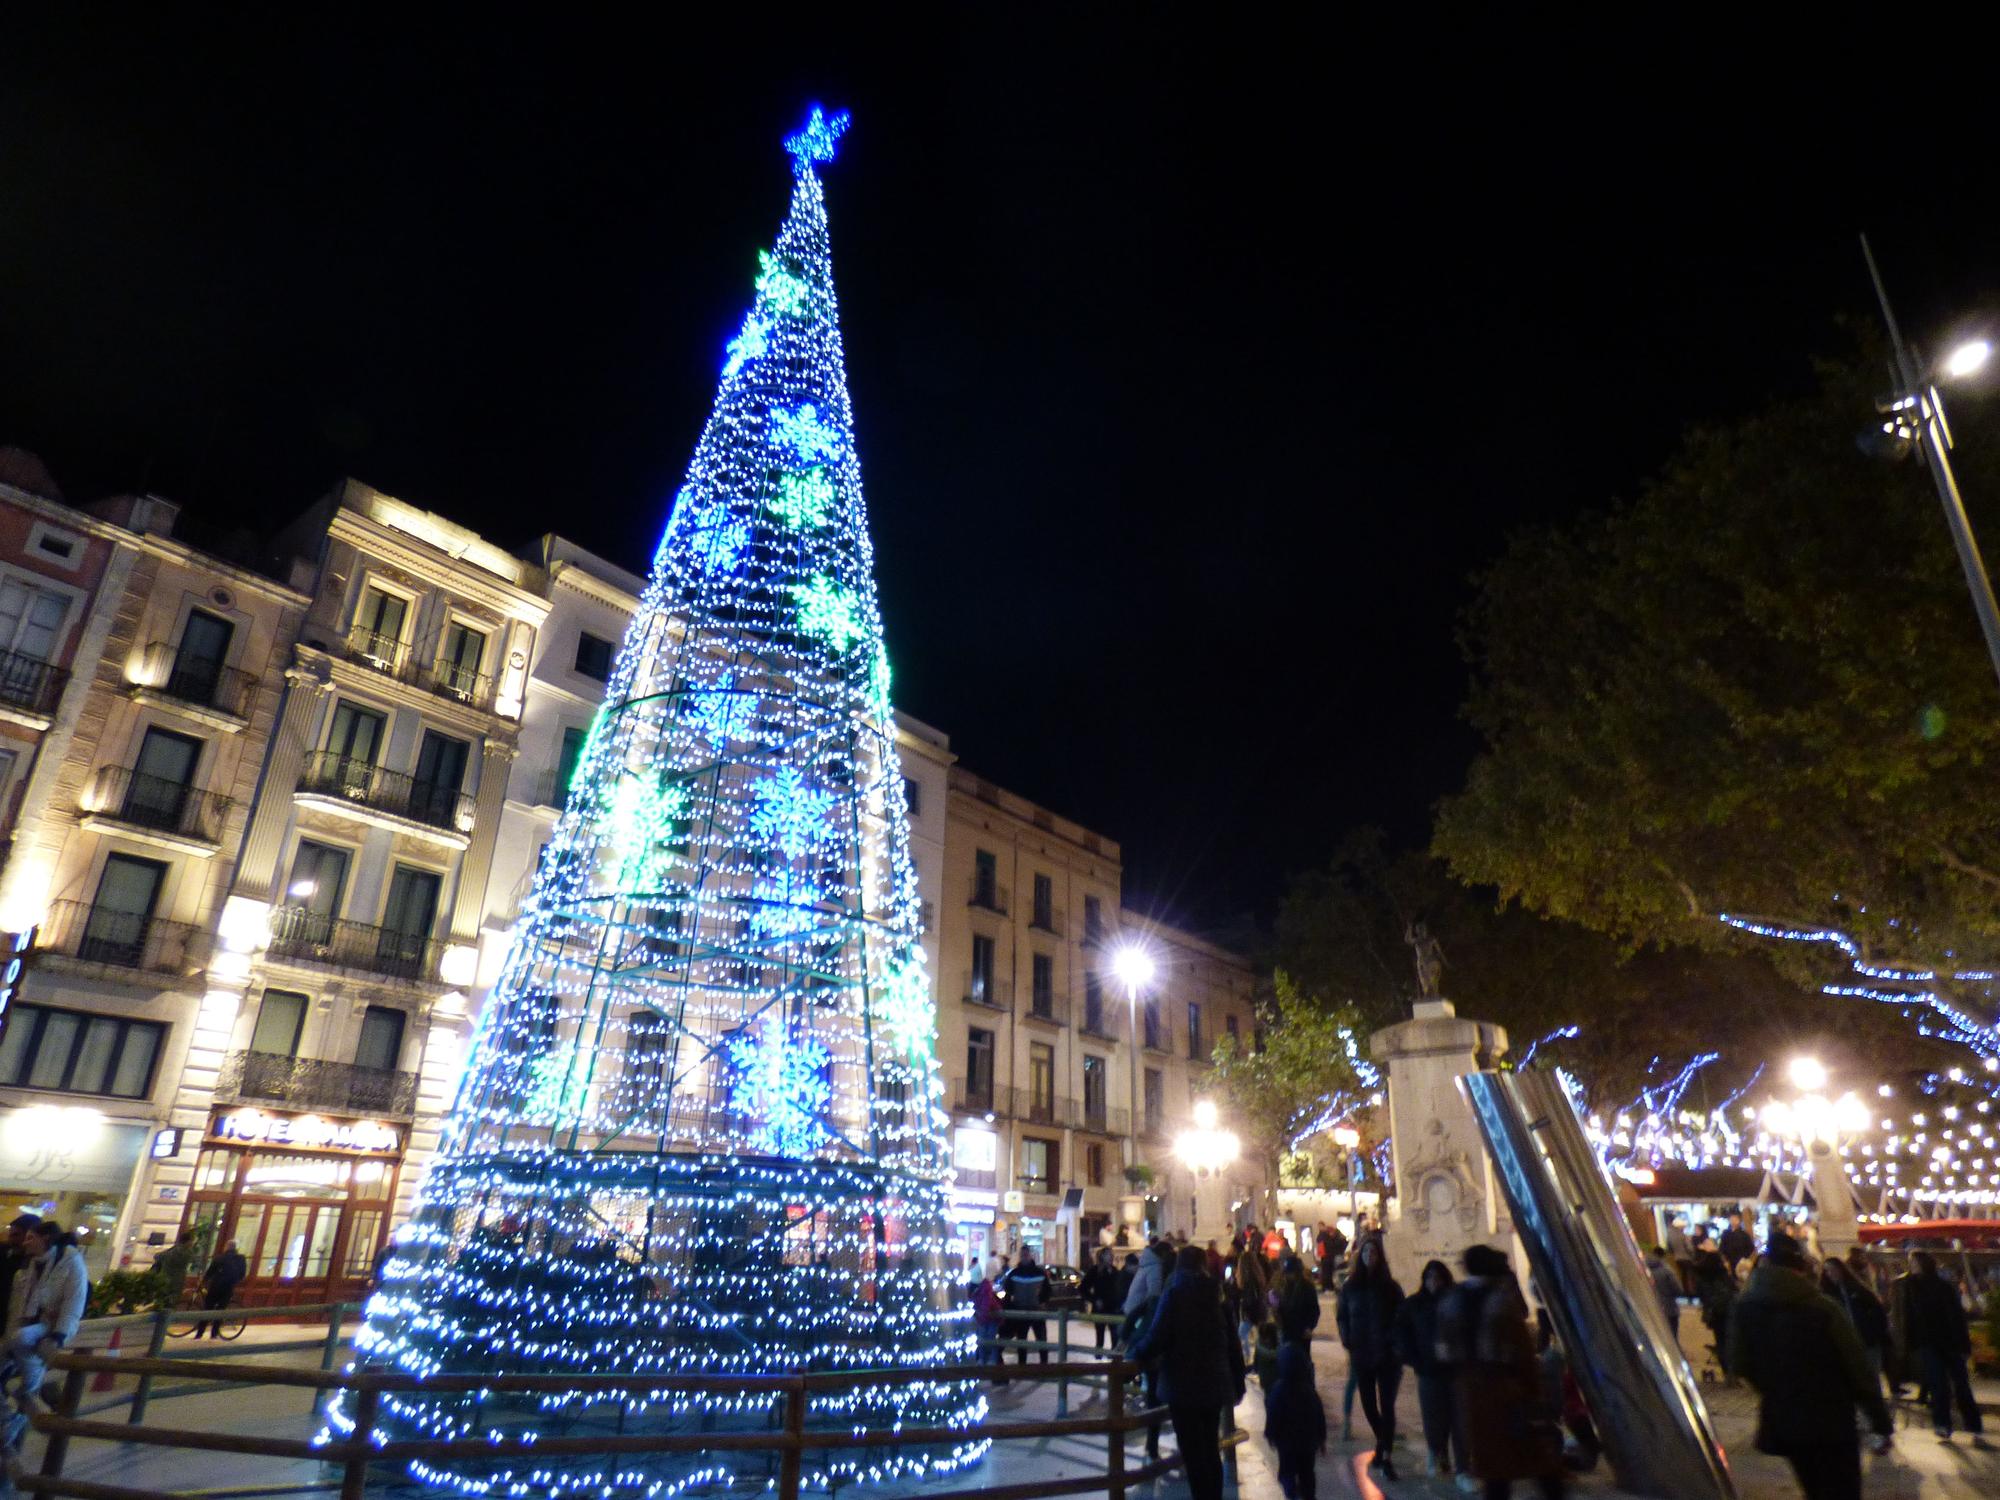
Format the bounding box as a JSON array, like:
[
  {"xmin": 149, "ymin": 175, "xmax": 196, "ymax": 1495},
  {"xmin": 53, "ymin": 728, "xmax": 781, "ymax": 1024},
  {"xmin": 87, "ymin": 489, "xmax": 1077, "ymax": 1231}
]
[
  {"xmin": 1434, "ymin": 342, "xmax": 2000, "ymax": 1009},
  {"xmin": 1208, "ymin": 972, "xmax": 1367, "ymax": 1170}
]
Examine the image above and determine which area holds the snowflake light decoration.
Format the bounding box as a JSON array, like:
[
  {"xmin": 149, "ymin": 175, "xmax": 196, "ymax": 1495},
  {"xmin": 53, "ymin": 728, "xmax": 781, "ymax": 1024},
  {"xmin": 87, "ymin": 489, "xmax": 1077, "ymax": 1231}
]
[
  {"xmin": 770, "ymin": 403, "xmax": 841, "ymax": 463},
  {"xmin": 794, "ymin": 575, "xmax": 865, "ymax": 652},
  {"xmin": 751, "ymin": 766, "xmax": 835, "ymax": 859},
  {"xmin": 770, "ymin": 466, "xmax": 835, "ymax": 529},
  {"xmin": 728, "ymin": 1016, "xmax": 833, "ymax": 1158},
  {"xmin": 756, "ymin": 251, "xmax": 809, "ymax": 317}
]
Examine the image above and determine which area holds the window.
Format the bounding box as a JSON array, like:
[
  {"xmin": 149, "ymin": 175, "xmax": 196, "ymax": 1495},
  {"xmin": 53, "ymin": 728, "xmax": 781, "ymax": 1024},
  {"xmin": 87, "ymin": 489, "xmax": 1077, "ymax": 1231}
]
[
  {"xmin": 353, "ymin": 586, "xmax": 408, "ymax": 663},
  {"xmin": 326, "ymin": 701, "xmax": 387, "ymax": 768},
  {"xmin": 250, "ymin": 990, "xmax": 309, "ymax": 1057},
  {"xmin": 0, "ymin": 1003, "xmax": 164, "ymax": 1099},
  {"xmin": 83, "ymin": 854, "xmax": 167, "ymax": 965},
  {"xmin": 626, "ymin": 1010, "xmax": 670, "ymax": 1096},
  {"xmin": 1028, "ymin": 1042, "xmax": 1055, "ymax": 1119},
  {"xmin": 1086, "ymin": 1142, "xmax": 1106, "ymax": 1188},
  {"xmin": 124, "ymin": 727, "xmax": 202, "ymax": 830},
  {"xmin": 1019, "ymin": 1137, "xmax": 1055, "ymax": 1194},
  {"xmin": 574, "ymin": 632, "xmax": 614, "ymax": 681},
  {"xmin": 285, "ymin": 841, "xmax": 350, "ymax": 939},
  {"xmin": 903, "ymin": 776, "xmax": 921, "ymax": 816},
  {"xmin": 413, "ymin": 730, "xmax": 470, "ymax": 822},
  {"xmin": 972, "ymin": 849, "xmax": 998, "ymax": 908},
  {"xmin": 27, "ymin": 524, "xmax": 81, "ymax": 567},
  {"xmin": 1082, "ymin": 1055, "xmax": 1107, "ymax": 1125},
  {"xmin": 169, "ymin": 611, "xmax": 234, "ymax": 705},
  {"xmin": 1143, "ymin": 1068, "xmax": 1163, "ymax": 1134},
  {"xmin": 0, "ymin": 577, "xmax": 69, "ymax": 660},
  {"xmin": 1083, "ymin": 895, "xmax": 1103, "ymax": 943},
  {"xmin": 1031, "ymin": 953, "xmax": 1054, "ymax": 1016},
  {"xmin": 437, "ymin": 621, "xmax": 487, "ymax": 699},
  {"xmin": 377, "ymin": 866, "xmax": 442, "ymax": 976},
  {"xmin": 1143, "ymin": 997, "xmax": 1162, "ymax": 1052},
  {"xmin": 555, "ymin": 725, "xmax": 588, "ymax": 808},
  {"xmin": 354, "ymin": 1006, "xmax": 407, "ymax": 1074},
  {"xmin": 965, "ymin": 1027, "xmax": 994, "ymax": 1105},
  {"xmin": 1031, "ymin": 873, "xmax": 1054, "ymax": 930},
  {"xmin": 1083, "ymin": 970, "xmax": 1103, "ymax": 1033},
  {"xmin": 1187, "ymin": 1001, "xmax": 1203, "ymax": 1060},
  {"xmin": 0, "ymin": 748, "xmax": 18, "ymax": 813},
  {"xmin": 969, "ymin": 933, "xmax": 995, "ymax": 1005}
]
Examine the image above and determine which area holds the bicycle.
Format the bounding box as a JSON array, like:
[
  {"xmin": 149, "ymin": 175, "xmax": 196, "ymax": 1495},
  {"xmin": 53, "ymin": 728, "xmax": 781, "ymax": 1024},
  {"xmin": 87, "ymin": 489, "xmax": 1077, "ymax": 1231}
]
[{"xmin": 167, "ymin": 1306, "xmax": 247, "ymax": 1340}]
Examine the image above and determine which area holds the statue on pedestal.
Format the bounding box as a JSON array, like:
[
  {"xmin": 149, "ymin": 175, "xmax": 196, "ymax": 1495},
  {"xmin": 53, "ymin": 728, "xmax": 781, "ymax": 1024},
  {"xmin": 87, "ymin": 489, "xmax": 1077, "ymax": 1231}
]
[{"xmin": 1404, "ymin": 920, "xmax": 1445, "ymax": 1003}]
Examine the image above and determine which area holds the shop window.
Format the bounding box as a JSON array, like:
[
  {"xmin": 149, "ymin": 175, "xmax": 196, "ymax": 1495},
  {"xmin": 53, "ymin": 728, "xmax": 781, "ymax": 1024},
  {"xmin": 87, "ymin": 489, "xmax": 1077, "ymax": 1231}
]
[
  {"xmin": 0, "ymin": 1003, "xmax": 164, "ymax": 1099},
  {"xmin": 343, "ymin": 1210, "xmax": 386, "ymax": 1276},
  {"xmin": 250, "ymin": 990, "xmax": 309, "ymax": 1057}
]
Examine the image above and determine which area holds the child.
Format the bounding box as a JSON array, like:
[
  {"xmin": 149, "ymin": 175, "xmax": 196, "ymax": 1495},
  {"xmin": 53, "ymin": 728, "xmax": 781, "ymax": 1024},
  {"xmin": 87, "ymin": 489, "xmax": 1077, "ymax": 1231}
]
[{"xmin": 1264, "ymin": 1324, "xmax": 1327, "ymax": 1500}]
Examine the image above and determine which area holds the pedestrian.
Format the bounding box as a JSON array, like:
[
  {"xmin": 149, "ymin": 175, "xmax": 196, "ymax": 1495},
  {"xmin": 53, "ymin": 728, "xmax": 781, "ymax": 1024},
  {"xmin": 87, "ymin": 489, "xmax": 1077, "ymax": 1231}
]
[
  {"xmin": 1395, "ymin": 1257, "xmax": 1468, "ymax": 1479},
  {"xmin": 1818, "ymin": 1256, "xmax": 1889, "ymax": 1402},
  {"xmin": 1114, "ymin": 1250, "xmax": 1138, "ymax": 1311},
  {"xmin": 1317, "ymin": 1223, "xmax": 1346, "ymax": 1292},
  {"xmin": 2, "ymin": 1220, "xmax": 88, "ymax": 1451},
  {"xmin": 1265, "ymin": 1298, "xmax": 1328, "ymax": 1500},
  {"xmin": 1335, "ymin": 1233, "xmax": 1405, "ymax": 1480},
  {"xmin": 1689, "ymin": 1232, "xmax": 1736, "ymax": 1376},
  {"xmin": 1643, "ymin": 1245, "xmax": 1681, "ymax": 1338},
  {"xmin": 971, "ymin": 1264, "xmax": 1004, "ymax": 1373},
  {"xmin": 196, "ymin": 1238, "xmax": 248, "ymax": 1338},
  {"xmin": 1080, "ymin": 1246, "xmax": 1119, "ymax": 1349},
  {"xmin": 1206, "ymin": 1239, "xmax": 1224, "ymax": 1280},
  {"xmin": 1235, "ymin": 1236, "xmax": 1271, "ymax": 1362},
  {"xmin": 1441, "ymin": 1243, "xmax": 1565, "ymax": 1500},
  {"xmin": 0, "ymin": 1215, "xmax": 39, "ymax": 1336},
  {"xmin": 1718, "ymin": 1210, "xmax": 1754, "ymax": 1280},
  {"xmin": 1128, "ymin": 1243, "xmax": 1246, "ymax": 1500},
  {"xmin": 1664, "ymin": 1216, "xmax": 1694, "ymax": 1291},
  {"xmin": 1271, "ymin": 1252, "xmax": 1320, "ymax": 1343},
  {"xmin": 1122, "ymin": 1239, "xmax": 1175, "ymax": 1458},
  {"xmin": 999, "ymin": 1246, "xmax": 1049, "ymax": 1365},
  {"xmin": 1728, "ymin": 1233, "xmax": 1893, "ymax": 1499},
  {"xmin": 1897, "ymin": 1250, "xmax": 1988, "ymax": 1446}
]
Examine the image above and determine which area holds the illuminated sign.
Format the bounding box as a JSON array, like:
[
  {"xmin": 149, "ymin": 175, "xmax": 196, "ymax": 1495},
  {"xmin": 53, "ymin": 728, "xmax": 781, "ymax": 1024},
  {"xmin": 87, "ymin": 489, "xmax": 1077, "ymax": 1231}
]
[
  {"xmin": 952, "ymin": 1126, "xmax": 997, "ymax": 1173},
  {"xmin": 1002, "ymin": 1189, "xmax": 1025, "ymax": 1214},
  {"xmin": 211, "ymin": 1110, "xmax": 401, "ymax": 1154},
  {"xmin": 150, "ymin": 1127, "xmax": 183, "ymax": 1160},
  {"xmin": 0, "ymin": 928, "xmax": 32, "ymax": 1030},
  {"xmin": 947, "ymin": 1186, "xmax": 998, "ymax": 1226}
]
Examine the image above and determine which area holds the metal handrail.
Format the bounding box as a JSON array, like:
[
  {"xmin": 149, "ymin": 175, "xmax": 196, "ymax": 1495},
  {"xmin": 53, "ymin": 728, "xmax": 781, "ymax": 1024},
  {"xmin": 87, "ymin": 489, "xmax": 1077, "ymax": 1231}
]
[
  {"xmin": 297, "ymin": 750, "xmax": 473, "ymax": 833},
  {"xmin": 39, "ymin": 898, "xmax": 209, "ymax": 974},
  {"xmin": 0, "ymin": 648, "xmax": 67, "ymax": 715},
  {"xmin": 962, "ymin": 972, "xmax": 1012, "ymax": 1010},
  {"xmin": 216, "ymin": 1048, "xmax": 420, "ymax": 1118},
  {"xmin": 131, "ymin": 642, "xmax": 256, "ymax": 717},
  {"xmin": 84, "ymin": 765, "xmax": 232, "ymax": 842},
  {"xmin": 31, "ymin": 1339, "xmax": 1231, "ymax": 1500},
  {"xmin": 266, "ymin": 904, "xmax": 444, "ymax": 983}
]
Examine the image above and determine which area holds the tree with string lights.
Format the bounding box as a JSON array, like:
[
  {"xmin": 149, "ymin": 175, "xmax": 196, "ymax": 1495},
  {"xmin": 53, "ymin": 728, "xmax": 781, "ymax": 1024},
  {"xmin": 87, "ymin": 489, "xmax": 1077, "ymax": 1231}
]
[{"xmin": 325, "ymin": 106, "xmax": 982, "ymax": 1498}]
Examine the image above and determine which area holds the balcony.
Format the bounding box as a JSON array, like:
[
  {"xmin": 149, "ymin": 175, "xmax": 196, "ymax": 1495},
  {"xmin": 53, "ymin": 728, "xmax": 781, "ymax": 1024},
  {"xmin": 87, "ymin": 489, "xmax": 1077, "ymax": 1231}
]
[
  {"xmin": 129, "ymin": 643, "xmax": 255, "ymax": 720},
  {"xmin": 961, "ymin": 972, "xmax": 1011, "ymax": 1012},
  {"xmin": 954, "ymin": 1167, "xmax": 997, "ymax": 1191},
  {"xmin": 266, "ymin": 905, "xmax": 443, "ymax": 983},
  {"xmin": 967, "ymin": 876, "xmax": 1008, "ymax": 916},
  {"xmin": 39, "ymin": 898, "xmax": 209, "ymax": 976},
  {"xmin": 952, "ymin": 1079, "xmax": 997, "ymax": 1115},
  {"xmin": 82, "ymin": 766, "xmax": 231, "ymax": 846},
  {"xmin": 1027, "ymin": 906, "xmax": 1064, "ymax": 937},
  {"xmin": 1078, "ymin": 1101, "xmax": 1130, "ymax": 1137},
  {"xmin": 1020, "ymin": 995, "xmax": 1070, "ymax": 1028},
  {"xmin": 1079, "ymin": 1005, "xmax": 1117, "ymax": 1042},
  {"xmin": 1001, "ymin": 1087, "xmax": 1079, "ymax": 1128},
  {"xmin": 1141, "ymin": 1110, "xmax": 1169, "ymax": 1141},
  {"xmin": 216, "ymin": 1048, "xmax": 419, "ymax": 1119},
  {"xmin": 0, "ymin": 650, "xmax": 67, "ymax": 719},
  {"xmin": 338, "ymin": 629, "xmax": 497, "ymax": 713},
  {"xmin": 297, "ymin": 751, "xmax": 473, "ymax": 836}
]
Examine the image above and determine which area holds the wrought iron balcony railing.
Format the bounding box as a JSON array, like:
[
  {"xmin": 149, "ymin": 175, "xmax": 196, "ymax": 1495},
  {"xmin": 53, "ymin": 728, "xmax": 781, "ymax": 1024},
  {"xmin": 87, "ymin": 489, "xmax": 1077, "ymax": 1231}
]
[
  {"xmin": 216, "ymin": 1048, "xmax": 419, "ymax": 1118},
  {"xmin": 953, "ymin": 1079, "xmax": 997, "ymax": 1115},
  {"xmin": 422, "ymin": 659, "xmax": 493, "ymax": 711},
  {"xmin": 0, "ymin": 650, "xmax": 67, "ymax": 717},
  {"xmin": 961, "ymin": 972, "xmax": 1011, "ymax": 1011},
  {"xmin": 1078, "ymin": 1101, "xmax": 1130, "ymax": 1137},
  {"xmin": 297, "ymin": 751, "xmax": 473, "ymax": 833},
  {"xmin": 131, "ymin": 643, "xmax": 256, "ymax": 718},
  {"xmin": 85, "ymin": 766, "xmax": 231, "ymax": 843},
  {"xmin": 337, "ymin": 629, "xmax": 498, "ymax": 712},
  {"xmin": 967, "ymin": 876, "xmax": 1008, "ymax": 915},
  {"xmin": 39, "ymin": 898, "xmax": 208, "ymax": 975},
  {"xmin": 1021, "ymin": 995, "xmax": 1070, "ymax": 1028},
  {"xmin": 266, "ymin": 905, "xmax": 443, "ymax": 982},
  {"xmin": 1001, "ymin": 1088, "xmax": 1079, "ymax": 1128}
]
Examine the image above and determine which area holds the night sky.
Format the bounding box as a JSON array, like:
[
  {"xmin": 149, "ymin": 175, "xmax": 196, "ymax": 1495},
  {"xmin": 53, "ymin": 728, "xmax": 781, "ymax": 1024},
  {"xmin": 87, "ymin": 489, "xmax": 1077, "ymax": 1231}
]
[{"xmin": 5, "ymin": 16, "xmax": 1997, "ymax": 935}]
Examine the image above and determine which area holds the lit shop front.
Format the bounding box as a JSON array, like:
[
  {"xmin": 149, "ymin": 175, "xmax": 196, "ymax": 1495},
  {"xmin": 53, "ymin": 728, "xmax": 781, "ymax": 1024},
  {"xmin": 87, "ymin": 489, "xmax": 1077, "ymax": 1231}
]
[
  {"xmin": 0, "ymin": 1104, "xmax": 149, "ymax": 1280},
  {"xmin": 181, "ymin": 1107, "xmax": 403, "ymax": 1306}
]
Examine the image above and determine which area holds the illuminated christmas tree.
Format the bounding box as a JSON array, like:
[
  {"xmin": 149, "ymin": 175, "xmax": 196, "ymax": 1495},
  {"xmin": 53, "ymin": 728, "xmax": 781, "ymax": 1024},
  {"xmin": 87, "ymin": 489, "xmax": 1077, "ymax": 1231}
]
[{"xmin": 328, "ymin": 105, "xmax": 982, "ymax": 1496}]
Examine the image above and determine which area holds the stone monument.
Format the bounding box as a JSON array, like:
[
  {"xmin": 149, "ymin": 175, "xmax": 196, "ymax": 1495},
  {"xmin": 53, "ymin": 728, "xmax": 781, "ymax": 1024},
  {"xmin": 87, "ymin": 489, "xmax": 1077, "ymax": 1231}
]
[{"xmin": 1369, "ymin": 926, "xmax": 1518, "ymax": 1286}]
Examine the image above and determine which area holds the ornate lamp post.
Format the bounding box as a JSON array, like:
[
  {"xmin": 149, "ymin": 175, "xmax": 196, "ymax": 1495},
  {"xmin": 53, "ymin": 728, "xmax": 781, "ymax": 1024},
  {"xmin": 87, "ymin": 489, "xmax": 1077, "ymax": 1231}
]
[
  {"xmin": 1760, "ymin": 1056, "xmax": 1869, "ymax": 1258},
  {"xmin": 1111, "ymin": 941, "xmax": 1157, "ymax": 1246},
  {"xmin": 1174, "ymin": 1099, "xmax": 1241, "ymax": 1245}
]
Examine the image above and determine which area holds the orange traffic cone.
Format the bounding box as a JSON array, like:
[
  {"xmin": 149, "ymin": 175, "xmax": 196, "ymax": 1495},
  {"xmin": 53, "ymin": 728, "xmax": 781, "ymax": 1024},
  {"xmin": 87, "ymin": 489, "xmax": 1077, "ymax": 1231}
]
[{"xmin": 90, "ymin": 1325, "xmax": 121, "ymax": 1392}]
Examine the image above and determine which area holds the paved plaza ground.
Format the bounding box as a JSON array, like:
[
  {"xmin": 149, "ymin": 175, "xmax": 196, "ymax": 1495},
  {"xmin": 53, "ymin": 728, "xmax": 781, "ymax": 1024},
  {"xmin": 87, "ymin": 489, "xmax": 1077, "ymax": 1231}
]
[{"xmin": 12, "ymin": 1295, "xmax": 1998, "ymax": 1499}]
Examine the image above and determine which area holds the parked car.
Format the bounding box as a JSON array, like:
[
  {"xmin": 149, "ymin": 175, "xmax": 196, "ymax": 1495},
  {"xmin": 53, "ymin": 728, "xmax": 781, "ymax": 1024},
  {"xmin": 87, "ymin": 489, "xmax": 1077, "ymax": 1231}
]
[{"xmin": 1042, "ymin": 1263, "xmax": 1084, "ymax": 1309}]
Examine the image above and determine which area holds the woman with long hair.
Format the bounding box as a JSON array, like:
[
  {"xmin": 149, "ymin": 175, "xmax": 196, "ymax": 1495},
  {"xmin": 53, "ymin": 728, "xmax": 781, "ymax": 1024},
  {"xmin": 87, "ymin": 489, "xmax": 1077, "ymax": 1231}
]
[{"xmin": 1336, "ymin": 1234, "xmax": 1406, "ymax": 1479}]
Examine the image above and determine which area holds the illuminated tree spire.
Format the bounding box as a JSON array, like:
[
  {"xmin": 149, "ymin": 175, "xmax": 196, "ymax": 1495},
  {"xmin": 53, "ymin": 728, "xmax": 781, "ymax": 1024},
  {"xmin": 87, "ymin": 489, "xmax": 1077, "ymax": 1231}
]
[{"xmin": 329, "ymin": 105, "xmax": 978, "ymax": 1497}]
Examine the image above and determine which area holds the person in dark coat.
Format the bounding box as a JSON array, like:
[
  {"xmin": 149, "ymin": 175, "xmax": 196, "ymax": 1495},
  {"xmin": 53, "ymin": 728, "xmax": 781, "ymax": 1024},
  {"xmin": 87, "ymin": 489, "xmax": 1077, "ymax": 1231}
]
[
  {"xmin": 196, "ymin": 1239, "xmax": 248, "ymax": 1338},
  {"xmin": 1128, "ymin": 1243, "xmax": 1246, "ymax": 1500},
  {"xmin": 1271, "ymin": 1252, "xmax": 1320, "ymax": 1343},
  {"xmin": 1334, "ymin": 1234, "xmax": 1405, "ymax": 1479},
  {"xmin": 1079, "ymin": 1247, "xmax": 1119, "ymax": 1350},
  {"xmin": 1440, "ymin": 1244, "xmax": 1564, "ymax": 1499},
  {"xmin": 1316, "ymin": 1224, "xmax": 1347, "ymax": 1292},
  {"xmin": 1396, "ymin": 1258, "xmax": 1467, "ymax": 1478},
  {"xmin": 1729, "ymin": 1234, "xmax": 1893, "ymax": 1499},
  {"xmin": 1819, "ymin": 1256, "xmax": 1889, "ymax": 1400},
  {"xmin": 999, "ymin": 1247, "xmax": 1049, "ymax": 1364},
  {"xmin": 1718, "ymin": 1211, "xmax": 1755, "ymax": 1279},
  {"xmin": 1689, "ymin": 1233, "xmax": 1736, "ymax": 1375},
  {"xmin": 0, "ymin": 1216, "xmax": 39, "ymax": 1335},
  {"xmin": 1898, "ymin": 1250, "xmax": 1988, "ymax": 1444},
  {"xmin": 1264, "ymin": 1316, "xmax": 1327, "ymax": 1500}
]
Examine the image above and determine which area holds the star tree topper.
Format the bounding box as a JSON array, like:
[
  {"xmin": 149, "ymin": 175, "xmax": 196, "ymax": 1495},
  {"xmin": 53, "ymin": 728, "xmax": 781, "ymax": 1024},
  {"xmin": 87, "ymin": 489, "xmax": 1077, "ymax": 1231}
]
[{"xmin": 784, "ymin": 104, "xmax": 851, "ymax": 172}]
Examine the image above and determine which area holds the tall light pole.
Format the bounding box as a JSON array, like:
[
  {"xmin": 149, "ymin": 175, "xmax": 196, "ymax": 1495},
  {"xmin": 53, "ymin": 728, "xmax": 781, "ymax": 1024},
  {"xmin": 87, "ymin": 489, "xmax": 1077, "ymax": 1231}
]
[
  {"xmin": 1110, "ymin": 942, "xmax": 1155, "ymax": 1177},
  {"xmin": 1861, "ymin": 234, "xmax": 2000, "ymax": 692},
  {"xmin": 1760, "ymin": 1054, "xmax": 1869, "ymax": 1258}
]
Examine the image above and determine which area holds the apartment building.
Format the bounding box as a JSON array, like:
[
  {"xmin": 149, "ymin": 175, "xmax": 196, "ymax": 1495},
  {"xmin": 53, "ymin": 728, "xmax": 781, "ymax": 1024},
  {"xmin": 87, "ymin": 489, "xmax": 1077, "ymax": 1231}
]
[
  {"xmin": 936, "ymin": 770, "xmax": 1263, "ymax": 1274},
  {"xmin": 141, "ymin": 481, "xmax": 549, "ymax": 1304},
  {"xmin": 0, "ymin": 477, "xmax": 309, "ymax": 1279}
]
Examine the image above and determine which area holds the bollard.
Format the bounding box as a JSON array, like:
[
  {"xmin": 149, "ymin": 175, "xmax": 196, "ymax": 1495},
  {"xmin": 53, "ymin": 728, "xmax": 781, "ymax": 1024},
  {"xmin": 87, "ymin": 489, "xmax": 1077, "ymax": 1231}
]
[
  {"xmin": 38, "ymin": 1366, "xmax": 90, "ymax": 1481},
  {"xmin": 1056, "ymin": 1309, "xmax": 1070, "ymax": 1416},
  {"xmin": 129, "ymin": 1307, "xmax": 171, "ymax": 1425}
]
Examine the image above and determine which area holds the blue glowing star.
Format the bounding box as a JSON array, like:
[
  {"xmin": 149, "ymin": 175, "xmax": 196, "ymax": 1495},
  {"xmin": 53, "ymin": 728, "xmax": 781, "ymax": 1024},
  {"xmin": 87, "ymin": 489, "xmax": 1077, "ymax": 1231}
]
[
  {"xmin": 784, "ymin": 104, "xmax": 851, "ymax": 171},
  {"xmin": 722, "ymin": 314, "xmax": 768, "ymax": 378},
  {"xmin": 770, "ymin": 403, "xmax": 842, "ymax": 463}
]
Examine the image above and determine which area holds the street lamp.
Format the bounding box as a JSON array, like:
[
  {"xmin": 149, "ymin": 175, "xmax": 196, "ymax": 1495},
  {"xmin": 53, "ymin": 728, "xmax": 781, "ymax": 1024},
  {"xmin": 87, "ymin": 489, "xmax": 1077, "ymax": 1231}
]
[
  {"xmin": 1174, "ymin": 1100, "xmax": 1241, "ymax": 1177},
  {"xmin": 1111, "ymin": 942, "xmax": 1156, "ymax": 1177},
  {"xmin": 1760, "ymin": 1055, "xmax": 1870, "ymax": 1257},
  {"xmin": 1861, "ymin": 235, "xmax": 2000, "ymax": 693},
  {"xmin": 1331, "ymin": 1124, "xmax": 1363, "ymax": 1220}
]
